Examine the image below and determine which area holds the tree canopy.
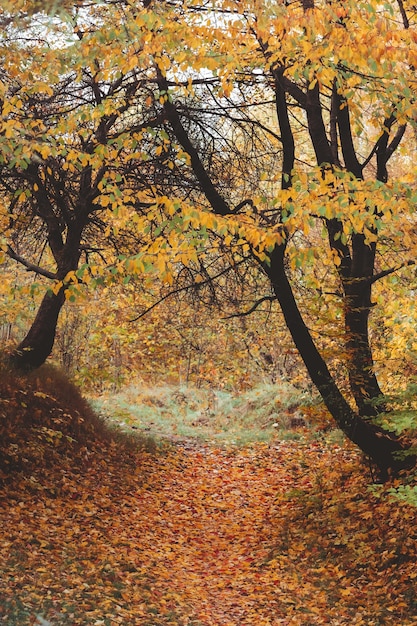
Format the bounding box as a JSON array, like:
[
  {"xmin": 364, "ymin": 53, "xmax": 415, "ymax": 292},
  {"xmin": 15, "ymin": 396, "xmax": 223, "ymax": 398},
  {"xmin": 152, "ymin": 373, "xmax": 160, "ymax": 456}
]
[{"xmin": 1, "ymin": 0, "xmax": 417, "ymax": 476}]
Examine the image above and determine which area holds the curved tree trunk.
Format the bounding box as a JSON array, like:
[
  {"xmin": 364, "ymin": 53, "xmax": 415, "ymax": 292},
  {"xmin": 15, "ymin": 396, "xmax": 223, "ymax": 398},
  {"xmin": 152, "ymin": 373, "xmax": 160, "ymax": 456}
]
[
  {"xmin": 8, "ymin": 219, "xmax": 84, "ymax": 372},
  {"xmin": 265, "ymin": 245, "xmax": 412, "ymax": 479},
  {"xmin": 9, "ymin": 288, "xmax": 66, "ymax": 371}
]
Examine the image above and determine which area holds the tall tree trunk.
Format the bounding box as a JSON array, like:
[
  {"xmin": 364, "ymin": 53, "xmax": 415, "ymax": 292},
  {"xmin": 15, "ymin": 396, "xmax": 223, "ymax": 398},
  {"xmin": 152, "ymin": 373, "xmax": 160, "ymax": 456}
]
[
  {"xmin": 306, "ymin": 84, "xmax": 383, "ymax": 413},
  {"xmin": 9, "ymin": 287, "xmax": 66, "ymax": 371},
  {"xmin": 343, "ymin": 235, "xmax": 383, "ymax": 416},
  {"xmin": 264, "ymin": 245, "xmax": 411, "ymax": 478}
]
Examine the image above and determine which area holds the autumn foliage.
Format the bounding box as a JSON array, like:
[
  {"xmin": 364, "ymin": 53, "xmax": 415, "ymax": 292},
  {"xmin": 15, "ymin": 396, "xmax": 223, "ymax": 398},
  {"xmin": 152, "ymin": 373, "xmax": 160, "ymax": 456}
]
[{"xmin": 1, "ymin": 0, "xmax": 417, "ymax": 619}]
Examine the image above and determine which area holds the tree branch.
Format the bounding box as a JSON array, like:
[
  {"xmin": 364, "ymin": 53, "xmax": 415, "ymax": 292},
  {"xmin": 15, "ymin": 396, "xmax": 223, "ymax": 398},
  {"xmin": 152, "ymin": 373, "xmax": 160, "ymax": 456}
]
[
  {"xmin": 368, "ymin": 260, "xmax": 415, "ymax": 285},
  {"xmin": 335, "ymin": 91, "xmax": 363, "ymax": 178},
  {"xmin": 223, "ymin": 295, "xmax": 276, "ymax": 319},
  {"xmin": 6, "ymin": 245, "xmax": 57, "ymax": 279},
  {"xmin": 396, "ymin": 0, "xmax": 410, "ymax": 28},
  {"xmin": 157, "ymin": 70, "xmax": 232, "ymax": 217},
  {"xmin": 273, "ymin": 69, "xmax": 295, "ymax": 190},
  {"xmin": 386, "ymin": 124, "xmax": 407, "ymax": 161},
  {"xmin": 129, "ymin": 261, "xmax": 244, "ymax": 322},
  {"xmin": 361, "ymin": 115, "xmax": 406, "ymax": 177}
]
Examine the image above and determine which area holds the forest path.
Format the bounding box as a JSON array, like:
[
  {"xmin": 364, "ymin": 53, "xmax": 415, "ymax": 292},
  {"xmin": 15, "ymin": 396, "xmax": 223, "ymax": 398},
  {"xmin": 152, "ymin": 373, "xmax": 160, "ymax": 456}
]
[{"xmin": 1, "ymin": 439, "xmax": 416, "ymax": 625}]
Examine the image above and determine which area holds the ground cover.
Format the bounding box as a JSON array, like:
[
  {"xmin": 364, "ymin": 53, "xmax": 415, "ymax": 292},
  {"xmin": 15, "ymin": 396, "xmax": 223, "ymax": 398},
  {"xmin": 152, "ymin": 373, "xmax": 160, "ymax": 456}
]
[
  {"xmin": 1, "ymin": 368, "xmax": 416, "ymax": 625},
  {"xmin": 91, "ymin": 382, "xmax": 321, "ymax": 445}
]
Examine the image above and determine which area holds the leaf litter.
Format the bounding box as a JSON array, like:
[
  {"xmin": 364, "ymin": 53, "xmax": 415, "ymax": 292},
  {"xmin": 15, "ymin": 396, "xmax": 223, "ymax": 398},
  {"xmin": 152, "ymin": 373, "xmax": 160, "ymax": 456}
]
[{"xmin": 0, "ymin": 371, "xmax": 417, "ymax": 625}]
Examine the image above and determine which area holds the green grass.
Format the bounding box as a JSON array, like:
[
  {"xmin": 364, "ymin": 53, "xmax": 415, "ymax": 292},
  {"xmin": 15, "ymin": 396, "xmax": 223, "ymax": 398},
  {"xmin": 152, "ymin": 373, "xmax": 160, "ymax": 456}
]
[{"xmin": 91, "ymin": 381, "xmax": 316, "ymax": 445}]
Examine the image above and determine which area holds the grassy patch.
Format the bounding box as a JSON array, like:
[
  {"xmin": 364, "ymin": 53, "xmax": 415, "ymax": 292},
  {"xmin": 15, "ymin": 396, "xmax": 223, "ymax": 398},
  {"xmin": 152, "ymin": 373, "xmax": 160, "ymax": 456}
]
[{"xmin": 91, "ymin": 381, "xmax": 323, "ymax": 444}]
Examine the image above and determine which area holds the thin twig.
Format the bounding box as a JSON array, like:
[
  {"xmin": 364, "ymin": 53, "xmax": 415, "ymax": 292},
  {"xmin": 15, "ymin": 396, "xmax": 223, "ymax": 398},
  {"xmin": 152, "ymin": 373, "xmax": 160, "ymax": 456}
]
[
  {"xmin": 223, "ymin": 295, "xmax": 277, "ymax": 319},
  {"xmin": 129, "ymin": 261, "xmax": 245, "ymax": 322}
]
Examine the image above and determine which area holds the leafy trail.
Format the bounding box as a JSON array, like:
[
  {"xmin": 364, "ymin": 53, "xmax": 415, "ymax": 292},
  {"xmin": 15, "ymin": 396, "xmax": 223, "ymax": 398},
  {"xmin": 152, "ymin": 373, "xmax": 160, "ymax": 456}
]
[
  {"xmin": 1, "ymin": 436, "xmax": 417, "ymax": 625},
  {"xmin": 1, "ymin": 368, "xmax": 417, "ymax": 625}
]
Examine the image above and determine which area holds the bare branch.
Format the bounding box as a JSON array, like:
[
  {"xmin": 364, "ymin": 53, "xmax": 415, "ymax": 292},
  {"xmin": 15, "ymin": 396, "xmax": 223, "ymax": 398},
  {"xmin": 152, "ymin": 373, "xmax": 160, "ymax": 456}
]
[
  {"xmin": 6, "ymin": 245, "xmax": 57, "ymax": 279},
  {"xmin": 129, "ymin": 261, "xmax": 244, "ymax": 322},
  {"xmin": 223, "ymin": 295, "xmax": 276, "ymax": 319}
]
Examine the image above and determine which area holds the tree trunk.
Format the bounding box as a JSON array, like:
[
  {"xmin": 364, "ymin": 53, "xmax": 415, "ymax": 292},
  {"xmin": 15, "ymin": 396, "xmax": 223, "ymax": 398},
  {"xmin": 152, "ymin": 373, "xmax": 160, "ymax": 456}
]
[
  {"xmin": 331, "ymin": 233, "xmax": 384, "ymax": 416},
  {"xmin": 343, "ymin": 237, "xmax": 384, "ymax": 417},
  {"xmin": 9, "ymin": 288, "xmax": 66, "ymax": 371},
  {"xmin": 305, "ymin": 85, "xmax": 383, "ymax": 415},
  {"xmin": 265, "ymin": 244, "xmax": 412, "ymax": 479},
  {"xmin": 8, "ymin": 211, "xmax": 85, "ymax": 371}
]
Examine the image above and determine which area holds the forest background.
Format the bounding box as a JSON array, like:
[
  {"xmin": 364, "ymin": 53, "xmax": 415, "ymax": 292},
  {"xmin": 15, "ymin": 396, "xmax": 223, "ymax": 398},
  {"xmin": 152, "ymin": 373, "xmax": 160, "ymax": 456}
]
[{"xmin": 2, "ymin": 0, "xmax": 417, "ymax": 473}]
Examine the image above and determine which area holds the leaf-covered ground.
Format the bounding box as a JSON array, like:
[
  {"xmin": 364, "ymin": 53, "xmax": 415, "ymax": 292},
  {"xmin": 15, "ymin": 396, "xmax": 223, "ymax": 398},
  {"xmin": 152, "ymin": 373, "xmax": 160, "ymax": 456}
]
[{"xmin": 1, "ymin": 369, "xmax": 417, "ymax": 625}]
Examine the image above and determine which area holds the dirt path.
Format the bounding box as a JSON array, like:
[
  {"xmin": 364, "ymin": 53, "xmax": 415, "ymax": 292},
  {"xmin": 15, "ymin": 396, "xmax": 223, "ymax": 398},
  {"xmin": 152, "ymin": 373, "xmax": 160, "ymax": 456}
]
[{"xmin": 1, "ymin": 440, "xmax": 416, "ymax": 625}]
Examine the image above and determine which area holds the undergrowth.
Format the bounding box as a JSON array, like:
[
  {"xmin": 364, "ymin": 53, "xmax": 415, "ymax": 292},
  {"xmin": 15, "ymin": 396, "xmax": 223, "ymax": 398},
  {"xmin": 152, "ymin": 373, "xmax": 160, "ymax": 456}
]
[{"xmin": 91, "ymin": 380, "xmax": 331, "ymax": 444}]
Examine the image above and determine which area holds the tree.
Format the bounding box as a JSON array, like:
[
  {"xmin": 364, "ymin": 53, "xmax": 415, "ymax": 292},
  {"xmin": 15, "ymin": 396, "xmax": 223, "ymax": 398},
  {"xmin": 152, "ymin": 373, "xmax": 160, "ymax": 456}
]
[
  {"xmin": 1, "ymin": 0, "xmax": 417, "ymax": 476},
  {"xmin": 0, "ymin": 0, "xmax": 200, "ymax": 368},
  {"xmin": 148, "ymin": 0, "xmax": 417, "ymax": 476}
]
